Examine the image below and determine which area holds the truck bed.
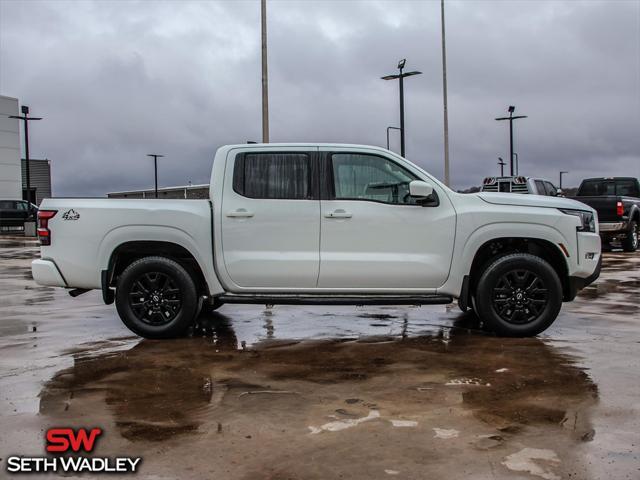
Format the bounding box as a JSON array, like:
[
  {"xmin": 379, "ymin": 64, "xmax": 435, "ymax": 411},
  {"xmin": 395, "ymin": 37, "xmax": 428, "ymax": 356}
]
[{"xmin": 36, "ymin": 198, "xmax": 214, "ymax": 290}]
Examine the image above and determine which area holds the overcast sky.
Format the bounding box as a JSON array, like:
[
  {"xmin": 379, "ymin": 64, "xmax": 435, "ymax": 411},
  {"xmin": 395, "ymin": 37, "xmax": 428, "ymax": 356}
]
[{"xmin": 1, "ymin": 0, "xmax": 638, "ymax": 195}]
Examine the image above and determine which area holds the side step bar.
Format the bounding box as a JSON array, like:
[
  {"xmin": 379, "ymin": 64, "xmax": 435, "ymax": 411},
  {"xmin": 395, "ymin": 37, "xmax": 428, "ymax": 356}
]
[{"xmin": 218, "ymin": 294, "xmax": 453, "ymax": 306}]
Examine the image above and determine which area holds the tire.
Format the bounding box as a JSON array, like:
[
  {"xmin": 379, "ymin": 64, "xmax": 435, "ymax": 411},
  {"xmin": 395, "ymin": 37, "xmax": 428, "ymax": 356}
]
[
  {"xmin": 621, "ymin": 220, "xmax": 638, "ymax": 252},
  {"xmin": 115, "ymin": 256, "xmax": 198, "ymax": 339},
  {"xmin": 474, "ymin": 253, "xmax": 563, "ymax": 337}
]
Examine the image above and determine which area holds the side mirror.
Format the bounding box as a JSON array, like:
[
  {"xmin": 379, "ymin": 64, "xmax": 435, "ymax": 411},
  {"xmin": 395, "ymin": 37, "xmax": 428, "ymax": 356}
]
[
  {"xmin": 555, "ymin": 188, "xmax": 564, "ymax": 197},
  {"xmin": 409, "ymin": 180, "xmax": 434, "ymax": 198}
]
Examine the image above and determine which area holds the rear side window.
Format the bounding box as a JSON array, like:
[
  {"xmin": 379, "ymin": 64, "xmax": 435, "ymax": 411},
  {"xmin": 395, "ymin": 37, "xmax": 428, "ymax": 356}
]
[
  {"xmin": 534, "ymin": 180, "xmax": 547, "ymax": 195},
  {"xmin": 616, "ymin": 179, "xmax": 639, "ymax": 197},
  {"xmin": 544, "ymin": 182, "xmax": 557, "ymax": 196},
  {"xmin": 0, "ymin": 201, "xmax": 16, "ymax": 209},
  {"xmin": 233, "ymin": 152, "xmax": 311, "ymax": 199}
]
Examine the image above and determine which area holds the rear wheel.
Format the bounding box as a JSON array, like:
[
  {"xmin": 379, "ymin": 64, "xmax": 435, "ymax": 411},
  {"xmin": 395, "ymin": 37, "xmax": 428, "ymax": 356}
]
[
  {"xmin": 115, "ymin": 256, "xmax": 198, "ymax": 339},
  {"xmin": 622, "ymin": 220, "xmax": 638, "ymax": 252},
  {"xmin": 474, "ymin": 253, "xmax": 562, "ymax": 337}
]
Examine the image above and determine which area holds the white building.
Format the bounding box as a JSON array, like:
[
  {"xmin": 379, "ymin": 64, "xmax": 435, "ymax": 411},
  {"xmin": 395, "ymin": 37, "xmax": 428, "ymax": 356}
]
[{"xmin": 0, "ymin": 96, "xmax": 21, "ymax": 199}]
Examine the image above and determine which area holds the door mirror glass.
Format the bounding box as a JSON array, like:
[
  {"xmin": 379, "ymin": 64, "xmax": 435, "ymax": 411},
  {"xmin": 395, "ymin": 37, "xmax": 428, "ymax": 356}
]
[{"xmin": 409, "ymin": 180, "xmax": 434, "ymax": 198}]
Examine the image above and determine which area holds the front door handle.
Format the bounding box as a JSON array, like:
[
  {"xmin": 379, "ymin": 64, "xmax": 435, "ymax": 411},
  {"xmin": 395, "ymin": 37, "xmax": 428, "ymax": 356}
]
[
  {"xmin": 227, "ymin": 208, "xmax": 254, "ymax": 218},
  {"xmin": 324, "ymin": 209, "xmax": 352, "ymax": 219}
]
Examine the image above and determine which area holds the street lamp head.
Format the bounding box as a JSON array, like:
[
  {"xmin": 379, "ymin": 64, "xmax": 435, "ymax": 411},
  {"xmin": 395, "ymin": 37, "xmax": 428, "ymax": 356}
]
[
  {"xmin": 147, "ymin": 154, "xmax": 164, "ymax": 158},
  {"xmin": 21, "ymin": 105, "xmax": 29, "ymax": 115},
  {"xmin": 508, "ymin": 105, "xmax": 515, "ymax": 113},
  {"xmin": 397, "ymin": 58, "xmax": 406, "ymax": 70}
]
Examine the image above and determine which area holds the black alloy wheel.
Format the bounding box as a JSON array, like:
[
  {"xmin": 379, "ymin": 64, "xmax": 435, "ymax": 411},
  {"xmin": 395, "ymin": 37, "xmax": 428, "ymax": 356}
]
[
  {"xmin": 491, "ymin": 269, "xmax": 548, "ymax": 325},
  {"xmin": 129, "ymin": 272, "xmax": 182, "ymax": 326},
  {"xmin": 475, "ymin": 253, "xmax": 562, "ymax": 337},
  {"xmin": 115, "ymin": 256, "xmax": 198, "ymax": 338}
]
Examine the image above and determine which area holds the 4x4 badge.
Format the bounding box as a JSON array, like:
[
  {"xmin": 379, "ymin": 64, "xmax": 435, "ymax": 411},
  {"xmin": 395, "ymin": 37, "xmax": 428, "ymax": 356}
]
[{"xmin": 62, "ymin": 209, "xmax": 80, "ymax": 221}]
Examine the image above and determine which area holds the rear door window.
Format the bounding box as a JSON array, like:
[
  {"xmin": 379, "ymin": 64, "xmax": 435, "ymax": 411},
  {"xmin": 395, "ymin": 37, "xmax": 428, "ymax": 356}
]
[
  {"xmin": 233, "ymin": 152, "xmax": 312, "ymax": 200},
  {"xmin": 534, "ymin": 180, "xmax": 547, "ymax": 195}
]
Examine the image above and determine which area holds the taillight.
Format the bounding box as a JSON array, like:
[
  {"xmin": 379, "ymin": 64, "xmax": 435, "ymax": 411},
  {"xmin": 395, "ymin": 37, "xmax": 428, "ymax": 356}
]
[
  {"xmin": 37, "ymin": 210, "xmax": 57, "ymax": 246},
  {"xmin": 616, "ymin": 201, "xmax": 624, "ymax": 217}
]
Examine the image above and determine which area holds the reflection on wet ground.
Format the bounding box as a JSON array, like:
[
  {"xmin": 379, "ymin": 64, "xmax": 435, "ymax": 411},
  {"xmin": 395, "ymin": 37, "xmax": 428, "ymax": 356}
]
[{"xmin": 1, "ymin": 237, "xmax": 639, "ymax": 479}]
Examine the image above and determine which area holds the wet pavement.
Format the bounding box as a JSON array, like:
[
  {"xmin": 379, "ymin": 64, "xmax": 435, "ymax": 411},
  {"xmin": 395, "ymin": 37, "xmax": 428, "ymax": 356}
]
[{"xmin": 0, "ymin": 236, "xmax": 639, "ymax": 479}]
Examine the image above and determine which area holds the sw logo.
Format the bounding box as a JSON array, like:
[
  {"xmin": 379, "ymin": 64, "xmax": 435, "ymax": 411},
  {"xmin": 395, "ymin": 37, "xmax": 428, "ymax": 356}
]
[
  {"xmin": 5, "ymin": 427, "xmax": 142, "ymax": 474},
  {"xmin": 62, "ymin": 209, "xmax": 80, "ymax": 220},
  {"xmin": 46, "ymin": 427, "xmax": 102, "ymax": 452}
]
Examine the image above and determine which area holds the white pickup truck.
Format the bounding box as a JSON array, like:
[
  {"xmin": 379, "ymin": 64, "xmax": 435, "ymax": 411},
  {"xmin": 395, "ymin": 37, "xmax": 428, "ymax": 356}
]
[{"xmin": 32, "ymin": 144, "xmax": 601, "ymax": 338}]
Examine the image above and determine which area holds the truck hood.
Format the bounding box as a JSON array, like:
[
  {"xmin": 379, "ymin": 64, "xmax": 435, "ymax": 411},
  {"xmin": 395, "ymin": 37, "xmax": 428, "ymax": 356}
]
[{"xmin": 476, "ymin": 192, "xmax": 593, "ymax": 211}]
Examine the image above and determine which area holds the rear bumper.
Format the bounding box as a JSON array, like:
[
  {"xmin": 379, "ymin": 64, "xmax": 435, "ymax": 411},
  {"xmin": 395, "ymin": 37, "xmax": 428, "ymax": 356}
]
[
  {"xmin": 599, "ymin": 221, "xmax": 628, "ymax": 233},
  {"xmin": 32, "ymin": 259, "xmax": 67, "ymax": 287}
]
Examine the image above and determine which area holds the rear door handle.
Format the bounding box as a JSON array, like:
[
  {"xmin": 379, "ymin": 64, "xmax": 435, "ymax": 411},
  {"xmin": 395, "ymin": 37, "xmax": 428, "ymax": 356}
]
[
  {"xmin": 324, "ymin": 209, "xmax": 352, "ymax": 219},
  {"xmin": 226, "ymin": 208, "xmax": 254, "ymax": 218}
]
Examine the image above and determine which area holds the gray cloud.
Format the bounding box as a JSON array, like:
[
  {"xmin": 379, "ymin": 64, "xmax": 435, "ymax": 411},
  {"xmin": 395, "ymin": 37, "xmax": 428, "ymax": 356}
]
[{"xmin": 0, "ymin": 0, "xmax": 638, "ymax": 195}]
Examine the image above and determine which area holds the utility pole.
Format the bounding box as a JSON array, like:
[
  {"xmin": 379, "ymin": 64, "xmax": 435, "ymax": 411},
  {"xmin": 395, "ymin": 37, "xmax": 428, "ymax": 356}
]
[
  {"xmin": 495, "ymin": 106, "xmax": 527, "ymax": 176},
  {"xmin": 147, "ymin": 154, "xmax": 164, "ymax": 198},
  {"xmin": 261, "ymin": 0, "xmax": 269, "ymax": 143},
  {"xmin": 559, "ymin": 171, "xmax": 568, "ymax": 189},
  {"xmin": 10, "ymin": 106, "xmax": 42, "ymax": 205},
  {"xmin": 381, "ymin": 59, "xmax": 422, "ymax": 158},
  {"xmin": 498, "ymin": 157, "xmax": 506, "ymax": 176},
  {"xmin": 440, "ymin": 0, "xmax": 450, "ymax": 186}
]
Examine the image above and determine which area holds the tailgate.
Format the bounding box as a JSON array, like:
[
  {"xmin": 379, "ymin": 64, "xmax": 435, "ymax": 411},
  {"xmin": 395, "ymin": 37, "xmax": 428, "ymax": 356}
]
[{"xmin": 573, "ymin": 196, "xmax": 620, "ymax": 222}]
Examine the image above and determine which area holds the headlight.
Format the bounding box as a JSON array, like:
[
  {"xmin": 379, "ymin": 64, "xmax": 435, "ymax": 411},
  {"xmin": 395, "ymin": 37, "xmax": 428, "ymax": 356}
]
[{"xmin": 559, "ymin": 208, "xmax": 596, "ymax": 232}]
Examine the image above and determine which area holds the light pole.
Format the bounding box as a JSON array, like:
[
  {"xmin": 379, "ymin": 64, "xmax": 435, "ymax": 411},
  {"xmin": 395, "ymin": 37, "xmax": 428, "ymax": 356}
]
[
  {"xmin": 440, "ymin": 0, "xmax": 450, "ymax": 186},
  {"xmin": 147, "ymin": 154, "xmax": 164, "ymax": 198},
  {"xmin": 498, "ymin": 157, "xmax": 506, "ymax": 176},
  {"xmin": 559, "ymin": 171, "xmax": 568, "ymax": 189},
  {"xmin": 382, "ymin": 59, "xmax": 422, "ymax": 157},
  {"xmin": 261, "ymin": 0, "xmax": 269, "ymax": 143},
  {"xmin": 513, "ymin": 152, "xmax": 519, "ymax": 175},
  {"xmin": 495, "ymin": 106, "xmax": 527, "ymax": 176},
  {"xmin": 386, "ymin": 126, "xmax": 401, "ymax": 150},
  {"xmin": 10, "ymin": 106, "xmax": 42, "ymax": 205}
]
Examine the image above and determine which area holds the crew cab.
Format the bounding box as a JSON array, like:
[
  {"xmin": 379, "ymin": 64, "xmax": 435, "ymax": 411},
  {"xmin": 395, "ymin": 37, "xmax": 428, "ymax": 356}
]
[
  {"xmin": 481, "ymin": 176, "xmax": 562, "ymax": 196},
  {"xmin": 32, "ymin": 144, "xmax": 601, "ymax": 339}
]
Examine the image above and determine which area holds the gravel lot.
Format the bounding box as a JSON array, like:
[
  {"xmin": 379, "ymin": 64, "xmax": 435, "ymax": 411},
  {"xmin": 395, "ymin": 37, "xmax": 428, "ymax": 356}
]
[{"xmin": 1, "ymin": 237, "xmax": 638, "ymax": 479}]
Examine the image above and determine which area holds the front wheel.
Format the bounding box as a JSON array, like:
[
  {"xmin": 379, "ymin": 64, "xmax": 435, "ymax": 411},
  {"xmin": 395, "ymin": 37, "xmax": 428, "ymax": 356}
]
[
  {"xmin": 115, "ymin": 256, "xmax": 198, "ymax": 339},
  {"xmin": 621, "ymin": 220, "xmax": 638, "ymax": 252},
  {"xmin": 474, "ymin": 253, "xmax": 563, "ymax": 337}
]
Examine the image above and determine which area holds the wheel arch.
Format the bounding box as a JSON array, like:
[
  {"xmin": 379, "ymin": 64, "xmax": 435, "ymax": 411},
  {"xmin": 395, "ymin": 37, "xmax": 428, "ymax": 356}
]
[
  {"xmin": 464, "ymin": 237, "xmax": 571, "ymax": 307},
  {"xmin": 106, "ymin": 241, "xmax": 209, "ymax": 297}
]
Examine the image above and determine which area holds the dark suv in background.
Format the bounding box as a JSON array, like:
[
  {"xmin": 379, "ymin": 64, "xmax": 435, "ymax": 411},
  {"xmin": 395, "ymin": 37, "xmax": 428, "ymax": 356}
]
[{"xmin": 572, "ymin": 177, "xmax": 640, "ymax": 252}]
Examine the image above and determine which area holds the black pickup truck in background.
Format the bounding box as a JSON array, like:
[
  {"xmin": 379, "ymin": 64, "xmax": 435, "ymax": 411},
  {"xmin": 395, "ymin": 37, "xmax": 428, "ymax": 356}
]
[
  {"xmin": 0, "ymin": 199, "xmax": 38, "ymax": 230},
  {"xmin": 571, "ymin": 177, "xmax": 640, "ymax": 252}
]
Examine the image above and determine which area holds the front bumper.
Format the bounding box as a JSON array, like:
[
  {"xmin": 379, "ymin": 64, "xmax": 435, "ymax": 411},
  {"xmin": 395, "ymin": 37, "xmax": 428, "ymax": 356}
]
[
  {"xmin": 566, "ymin": 254, "xmax": 602, "ymax": 301},
  {"xmin": 32, "ymin": 259, "xmax": 67, "ymax": 287}
]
